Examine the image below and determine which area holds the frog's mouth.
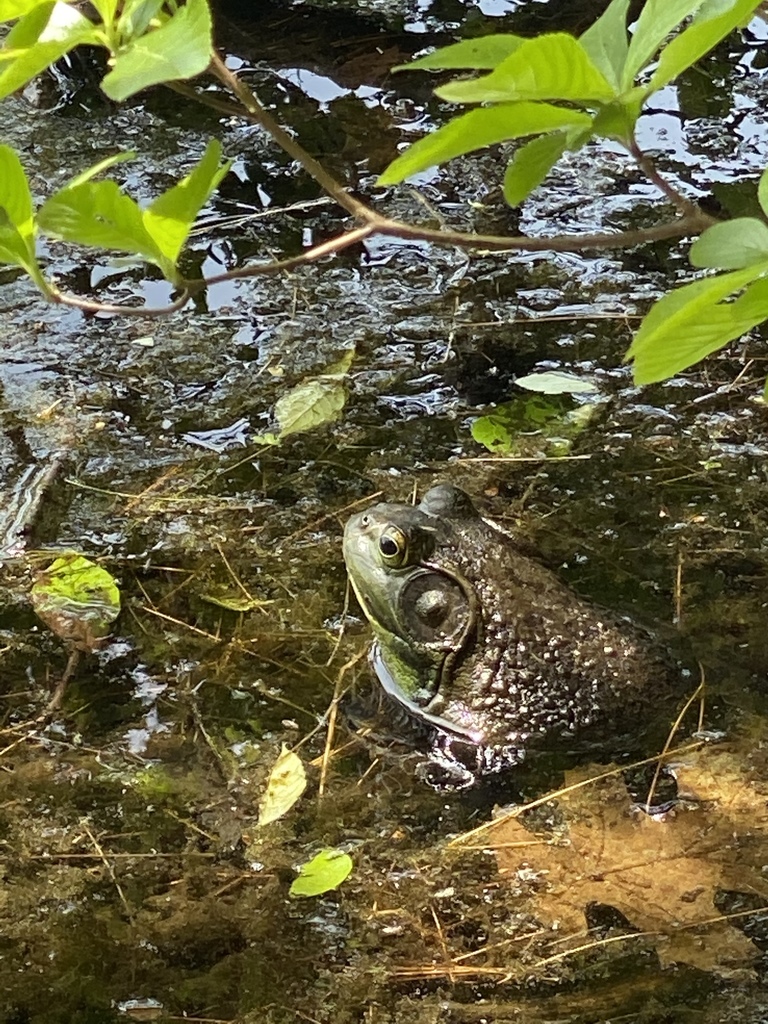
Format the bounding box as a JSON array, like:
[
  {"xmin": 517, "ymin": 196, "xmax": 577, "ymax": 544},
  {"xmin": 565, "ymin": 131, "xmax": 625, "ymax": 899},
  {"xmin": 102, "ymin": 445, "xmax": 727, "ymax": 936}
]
[{"xmin": 371, "ymin": 641, "xmax": 485, "ymax": 746}]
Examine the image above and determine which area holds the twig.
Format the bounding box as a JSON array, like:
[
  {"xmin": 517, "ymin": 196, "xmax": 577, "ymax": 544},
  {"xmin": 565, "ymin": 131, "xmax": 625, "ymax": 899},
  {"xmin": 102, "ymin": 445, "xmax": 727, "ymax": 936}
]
[
  {"xmin": 82, "ymin": 820, "xmax": 135, "ymax": 923},
  {"xmin": 644, "ymin": 673, "xmax": 705, "ymax": 813}
]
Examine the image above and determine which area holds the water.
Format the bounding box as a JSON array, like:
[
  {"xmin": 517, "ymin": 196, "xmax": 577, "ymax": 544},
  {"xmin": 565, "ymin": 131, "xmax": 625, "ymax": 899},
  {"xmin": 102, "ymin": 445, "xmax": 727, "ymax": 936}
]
[{"xmin": 2, "ymin": 2, "xmax": 768, "ymax": 1021}]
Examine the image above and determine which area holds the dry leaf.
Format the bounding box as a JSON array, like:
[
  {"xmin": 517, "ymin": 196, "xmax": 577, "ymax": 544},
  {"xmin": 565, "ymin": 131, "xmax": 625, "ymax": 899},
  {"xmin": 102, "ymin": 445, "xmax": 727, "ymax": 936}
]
[
  {"xmin": 490, "ymin": 748, "xmax": 768, "ymax": 975},
  {"xmin": 258, "ymin": 745, "xmax": 307, "ymax": 826}
]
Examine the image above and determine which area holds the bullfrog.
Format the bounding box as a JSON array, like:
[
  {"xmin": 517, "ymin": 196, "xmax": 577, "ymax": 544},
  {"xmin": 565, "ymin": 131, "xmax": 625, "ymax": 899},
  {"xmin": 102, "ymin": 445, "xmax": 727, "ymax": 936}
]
[{"xmin": 343, "ymin": 483, "xmax": 687, "ymax": 787}]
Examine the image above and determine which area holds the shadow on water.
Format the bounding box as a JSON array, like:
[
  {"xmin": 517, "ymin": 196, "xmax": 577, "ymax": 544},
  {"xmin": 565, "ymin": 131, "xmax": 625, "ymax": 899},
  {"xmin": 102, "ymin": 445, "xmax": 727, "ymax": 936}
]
[{"xmin": 2, "ymin": 0, "xmax": 768, "ymax": 1021}]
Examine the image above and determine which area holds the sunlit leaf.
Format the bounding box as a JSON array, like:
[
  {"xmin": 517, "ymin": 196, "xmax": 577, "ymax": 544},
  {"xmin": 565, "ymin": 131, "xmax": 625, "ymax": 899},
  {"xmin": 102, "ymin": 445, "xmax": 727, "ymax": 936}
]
[
  {"xmin": 758, "ymin": 166, "xmax": 768, "ymax": 218},
  {"xmin": 116, "ymin": 0, "xmax": 165, "ymax": 40},
  {"xmin": 101, "ymin": 0, "xmax": 212, "ymax": 102},
  {"xmin": 436, "ymin": 34, "xmax": 616, "ymax": 105},
  {"xmin": 38, "ymin": 179, "xmax": 167, "ymax": 267},
  {"xmin": 0, "ymin": 0, "xmax": 49, "ymax": 21},
  {"xmin": 649, "ymin": 0, "xmax": 763, "ymax": 92},
  {"xmin": 289, "ymin": 849, "xmax": 353, "ymax": 898},
  {"xmin": 394, "ymin": 34, "xmax": 524, "ymax": 72},
  {"xmin": 89, "ymin": 0, "xmax": 118, "ymax": 25},
  {"xmin": 515, "ymin": 370, "xmax": 599, "ymax": 394},
  {"xmin": 31, "ymin": 554, "xmax": 121, "ymax": 651},
  {"xmin": 689, "ymin": 218, "xmax": 768, "ymax": 269},
  {"xmin": 143, "ymin": 140, "xmax": 231, "ymax": 263},
  {"xmin": 66, "ymin": 151, "xmax": 137, "ymax": 189},
  {"xmin": 378, "ymin": 103, "xmax": 592, "ymax": 186},
  {"xmin": 503, "ymin": 132, "xmax": 569, "ymax": 206},
  {"xmin": 627, "ymin": 267, "xmax": 768, "ymax": 384},
  {"xmin": 0, "ymin": 1, "xmax": 98, "ymax": 99},
  {"xmin": 258, "ymin": 745, "xmax": 307, "ymax": 827},
  {"xmin": 622, "ymin": 0, "xmax": 704, "ymax": 87},
  {"xmin": 0, "ymin": 144, "xmax": 47, "ymax": 288},
  {"xmin": 274, "ymin": 377, "xmax": 347, "ymax": 438},
  {"xmin": 578, "ymin": 0, "xmax": 630, "ymax": 90}
]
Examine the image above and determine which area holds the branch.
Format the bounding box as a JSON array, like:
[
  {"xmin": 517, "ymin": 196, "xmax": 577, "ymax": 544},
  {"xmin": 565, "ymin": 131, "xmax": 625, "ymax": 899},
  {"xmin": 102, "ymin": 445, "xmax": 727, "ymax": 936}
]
[
  {"xmin": 208, "ymin": 52, "xmax": 370, "ymax": 221},
  {"xmin": 627, "ymin": 138, "xmax": 704, "ymax": 220},
  {"xmin": 49, "ymin": 287, "xmax": 192, "ymax": 316}
]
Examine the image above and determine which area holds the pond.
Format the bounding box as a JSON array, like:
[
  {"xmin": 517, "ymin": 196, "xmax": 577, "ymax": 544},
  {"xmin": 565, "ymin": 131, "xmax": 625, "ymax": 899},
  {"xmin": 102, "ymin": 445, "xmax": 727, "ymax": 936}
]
[{"xmin": 2, "ymin": 1, "xmax": 768, "ymax": 1022}]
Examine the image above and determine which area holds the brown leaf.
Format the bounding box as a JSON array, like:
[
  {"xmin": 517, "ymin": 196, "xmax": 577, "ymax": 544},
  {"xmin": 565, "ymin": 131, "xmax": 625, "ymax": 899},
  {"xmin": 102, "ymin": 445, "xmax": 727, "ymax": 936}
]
[{"xmin": 491, "ymin": 751, "xmax": 768, "ymax": 974}]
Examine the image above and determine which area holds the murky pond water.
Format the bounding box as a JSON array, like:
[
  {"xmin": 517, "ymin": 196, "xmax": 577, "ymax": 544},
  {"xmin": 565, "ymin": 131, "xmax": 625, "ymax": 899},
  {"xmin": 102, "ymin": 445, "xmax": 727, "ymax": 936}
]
[{"xmin": 2, "ymin": 2, "xmax": 768, "ymax": 1022}]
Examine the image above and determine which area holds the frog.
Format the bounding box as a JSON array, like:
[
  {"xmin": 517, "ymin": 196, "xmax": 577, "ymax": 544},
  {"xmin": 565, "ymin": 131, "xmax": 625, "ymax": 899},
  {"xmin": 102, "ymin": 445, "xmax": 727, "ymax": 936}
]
[{"xmin": 342, "ymin": 483, "xmax": 688, "ymax": 788}]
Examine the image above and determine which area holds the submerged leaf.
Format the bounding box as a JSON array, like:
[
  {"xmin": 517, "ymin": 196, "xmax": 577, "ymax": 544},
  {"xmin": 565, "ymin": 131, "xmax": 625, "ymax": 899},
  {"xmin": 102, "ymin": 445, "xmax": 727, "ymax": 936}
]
[
  {"xmin": 289, "ymin": 848, "xmax": 353, "ymax": 898},
  {"xmin": 258, "ymin": 745, "xmax": 307, "ymax": 826},
  {"xmin": 274, "ymin": 378, "xmax": 347, "ymax": 438},
  {"xmin": 31, "ymin": 554, "xmax": 121, "ymax": 651},
  {"xmin": 490, "ymin": 748, "xmax": 768, "ymax": 973}
]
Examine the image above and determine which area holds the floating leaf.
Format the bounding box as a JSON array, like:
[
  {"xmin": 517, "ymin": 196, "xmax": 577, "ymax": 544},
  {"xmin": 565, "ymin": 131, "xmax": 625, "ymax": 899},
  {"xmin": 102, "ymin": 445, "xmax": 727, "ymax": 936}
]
[
  {"xmin": 258, "ymin": 745, "xmax": 307, "ymax": 827},
  {"xmin": 515, "ymin": 370, "xmax": 599, "ymax": 394},
  {"xmin": 31, "ymin": 554, "xmax": 121, "ymax": 651},
  {"xmin": 274, "ymin": 377, "xmax": 347, "ymax": 438},
  {"xmin": 289, "ymin": 848, "xmax": 353, "ymax": 898}
]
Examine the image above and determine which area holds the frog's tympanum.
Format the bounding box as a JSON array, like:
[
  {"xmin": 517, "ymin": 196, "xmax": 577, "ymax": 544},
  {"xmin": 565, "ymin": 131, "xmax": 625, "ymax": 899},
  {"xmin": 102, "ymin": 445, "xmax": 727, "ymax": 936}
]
[{"xmin": 343, "ymin": 484, "xmax": 686, "ymax": 787}]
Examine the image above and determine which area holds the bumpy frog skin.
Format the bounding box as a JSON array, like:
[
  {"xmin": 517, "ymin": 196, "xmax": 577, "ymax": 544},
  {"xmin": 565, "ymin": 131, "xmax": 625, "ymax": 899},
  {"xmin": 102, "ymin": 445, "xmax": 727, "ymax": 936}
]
[{"xmin": 343, "ymin": 484, "xmax": 685, "ymax": 786}]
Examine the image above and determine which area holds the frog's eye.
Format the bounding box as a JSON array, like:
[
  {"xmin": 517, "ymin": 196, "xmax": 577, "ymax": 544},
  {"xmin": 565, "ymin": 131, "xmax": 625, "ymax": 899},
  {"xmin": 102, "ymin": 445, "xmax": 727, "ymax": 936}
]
[{"xmin": 379, "ymin": 525, "xmax": 408, "ymax": 567}]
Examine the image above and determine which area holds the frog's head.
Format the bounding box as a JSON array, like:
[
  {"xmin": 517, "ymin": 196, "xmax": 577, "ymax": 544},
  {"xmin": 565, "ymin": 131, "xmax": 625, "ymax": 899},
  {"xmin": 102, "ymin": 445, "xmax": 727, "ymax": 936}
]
[{"xmin": 343, "ymin": 485, "xmax": 485, "ymax": 737}]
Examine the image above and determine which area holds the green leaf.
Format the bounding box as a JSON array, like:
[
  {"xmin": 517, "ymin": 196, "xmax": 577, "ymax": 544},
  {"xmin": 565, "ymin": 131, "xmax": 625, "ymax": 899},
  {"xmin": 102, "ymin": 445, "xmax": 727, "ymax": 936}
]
[
  {"xmin": 31, "ymin": 554, "xmax": 121, "ymax": 651},
  {"xmin": 290, "ymin": 849, "xmax": 353, "ymax": 898},
  {"xmin": 622, "ymin": 0, "xmax": 704, "ymax": 86},
  {"xmin": 101, "ymin": 0, "xmax": 212, "ymax": 102},
  {"xmin": 258, "ymin": 745, "xmax": 307, "ymax": 827},
  {"xmin": 0, "ymin": 1, "xmax": 99, "ymax": 100},
  {"xmin": 66, "ymin": 150, "xmax": 137, "ymax": 189},
  {"xmin": 627, "ymin": 266, "xmax": 768, "ymax": 384},
  {"xmin": 378, "ymin": 103, "xmax": 592, "ymax": 186},
  {"xmin": 0, "ymin": 0, "xmax": 49, "ymax": 21},
  {"xmin": 116, "ymin": 0, "xmax": 164, "ymax": 39},
  {"xmin": 274, "ymin": 377, "xmax": 347, "ymax": 438},
  {"xmin": 591, "ymin": 92, "xmax": 645, "ymax": 141},
  {"xmin": 436, "ymin": 34, "xmax": 616, "ymax": 105},
  {"xmin": 503, "ymin": 132, "xmax": 569, "ymax": 206},
  {"xmin": 89, "ymin": 0, "xmax": 119, "ymax": 25},
  {"xmin": 515, "ymin": 371, "xmax": 599, "ymax": 394},
  {"xmin": 649, "ymin": 0, "xmax": 763, "ymax": 92},
  {"xmin": 758, "ymin": 166, "xmax": 768, "ymax": 219},
  {"xmin": 0, "ymin": 145, "xmax": 48, "ymax": 288},
  {"xmin": 579, "ymin": 0, "xmax": 630, "ymax": 91},
  {"xmin": 689, "ymin": 218, "xmax": 768, "ymax": 269},
  {"xmin": 38, "ymin": 179, "xmax": 166, "ymax": 266},
  {"xmin": 143, "ymin": 140, "xmax": 231, "ymax": 263},
  {"xmin": 395, "ymin": 34, "xmax": 524, "ymax": 71}
]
